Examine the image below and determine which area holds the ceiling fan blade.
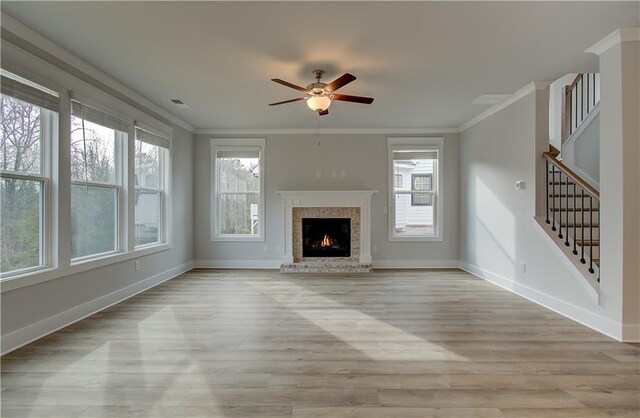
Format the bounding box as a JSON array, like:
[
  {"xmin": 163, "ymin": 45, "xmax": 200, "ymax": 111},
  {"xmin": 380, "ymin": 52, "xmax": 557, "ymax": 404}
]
[
  {"xmin": 319, "ymin": 109, "xmax": 329, "ymax": 116},
  {"xmin": 271, "ymin": 79, "xmax": 309, "ymax": 93},
  {"xmin": 268, "ymin": 97, "xmax": 305, "ymax": 106},
  {"xmin": 325, "ymin": 73, "xmax": 356, "ymax": 92},
  {"xmin": 332, "ymin": 94, "xmax": 374, "ymax": 104}
]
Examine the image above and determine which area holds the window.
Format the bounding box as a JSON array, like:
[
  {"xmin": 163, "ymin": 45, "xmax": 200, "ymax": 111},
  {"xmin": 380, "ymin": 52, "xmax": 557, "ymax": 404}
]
[
  {"xmin": 394, "ymin": 173, "xmax": 403, "ymax": 189},
  {"xmin": 70, "ymin": 100, "xmax": 128, "ymax": 261},
  {"xmin": 135, "ymin": 126, "xmax": 170, "ymax": 247},
  {"xmin": 388, "ymin": 137, "xmax": 443, "ymax": 241},
  {"xmin": 211, "ymin": 138, "xmax": 265, "ymax": 241},
  {"xmin": 0, "ymin": 71, "xmax": 58, "ymax": 276},
  {"xmin": 411, "ymin": 173, "xmax": 433, "ymax": 206}
]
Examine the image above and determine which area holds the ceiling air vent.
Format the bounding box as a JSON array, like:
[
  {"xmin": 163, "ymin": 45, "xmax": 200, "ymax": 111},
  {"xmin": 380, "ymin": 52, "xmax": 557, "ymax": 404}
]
[
  {"xmin": 169, "ymin": 98, "xmax": 189, "ymax": 109},
  {"xmin": 471, "ymin": 94, "xmax": 511, "ymax": 105}
]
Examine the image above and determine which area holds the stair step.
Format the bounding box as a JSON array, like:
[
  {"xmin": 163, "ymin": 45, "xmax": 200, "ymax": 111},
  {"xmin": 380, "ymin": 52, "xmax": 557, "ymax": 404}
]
[
  {"xmin": 593, "ymin": 258, "xmax": 600, "ymax": 267},
  {"xmin": 575, "ymin": 239, "xmax": 600, "ymax": 246},
  {"xmin": 548, "ymin": 181, "xmax": 576, "ymax": 185},
  {"xmin": 548, "ymin": 194, "xmax": 595, "ymax": 198}
]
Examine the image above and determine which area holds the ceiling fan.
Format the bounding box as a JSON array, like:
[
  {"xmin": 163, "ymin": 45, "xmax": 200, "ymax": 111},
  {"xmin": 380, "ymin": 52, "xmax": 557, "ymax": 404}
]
[{"xmin": 269, "ymin": 70, "xmax": 374, "ymax": 116}]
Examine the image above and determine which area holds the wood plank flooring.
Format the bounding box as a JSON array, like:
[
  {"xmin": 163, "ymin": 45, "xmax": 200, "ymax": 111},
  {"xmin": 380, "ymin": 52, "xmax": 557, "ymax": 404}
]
[{"xmin": 2, "ymin": 269, "xmax": 639, "ymax": 417}]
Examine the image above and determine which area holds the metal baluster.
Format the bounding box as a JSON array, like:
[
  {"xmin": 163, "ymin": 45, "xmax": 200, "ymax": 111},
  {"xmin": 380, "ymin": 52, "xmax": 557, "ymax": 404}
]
[
  {"xmin": 551, "ymin": 165, "xmax": 557, "ymax": 231},
  {"xmin": 545, "ymin": 161, "xmax": 550, "ymax": 224},
  {"xmin": 558, "ymin": 171, "xmax": 563, "ymax": 240},
  {"xmin": 565, "ymin": 178, "xmax": 570, "ymax": 246},
  {"xmin": 580, "ymin": 189, "xmax": 586, "ymax": 264},
  {"xmin": 589, "ymin": 196, "xmax": 595, "ymax": 274},
  {"xmin": 572, "ymin": 182, "xmax": 578, "ymax": 254}
]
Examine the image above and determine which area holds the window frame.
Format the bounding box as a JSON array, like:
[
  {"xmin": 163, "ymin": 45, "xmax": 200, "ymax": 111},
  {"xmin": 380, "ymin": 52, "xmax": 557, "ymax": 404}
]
[
  {"xmin": 210, "ymin": 138, "xmax": 265, "ymax": 242},
  {"xmin": 0, "ymin": 59, "xmax": 174, "ymax": 292},
  {"xmin": 0, "ymin": 83, "xmax": 57, "ymax": 278},
  {"xmin": 388, "ymin": 137, "xmax": 444, "ymax": 242},
  {"xmin": 134, "ymin": 127, "xmax": 171, "ymax": 249},
  {"xmin": 69, "ymin": 105, "xmax": 128, "ymax": 263}
]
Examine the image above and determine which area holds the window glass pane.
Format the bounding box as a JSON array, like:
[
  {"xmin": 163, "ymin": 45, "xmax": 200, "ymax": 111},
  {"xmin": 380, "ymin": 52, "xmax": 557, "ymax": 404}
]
[
  {"xmin": 135, "ymin": 190, "xmax": 160, "ymax": 246},
  {"xmin": 0, "ymin": 177, "xmax": 42, "ymax": 273},
  {"xmin": 71, "ymin": 116, "xmax": 116, "ymax": 184},
  {"xmin": 135, "ymin": 140, "xmax": 160, "ymax": 189},
  {"xmin": 394, "ymin": 196, "xmax": 434, "ymax": 236},
  {"xmin": 393, "ymin": 149, "xmax": 436, "ymax": 236},
  {"xmin": 71, "ymin": 184, "xmax": 117, "ymax": 259},
  {"xmin": 219, "ymin": 193, "xmax": 259, "ymax": 236},
  {"xmin": 0, "ymin": 94, "xmax": 41, "ymax": 175},
  {"xmin": 218, "ymin": 155, "xmax": 260, "ymax": 193}
]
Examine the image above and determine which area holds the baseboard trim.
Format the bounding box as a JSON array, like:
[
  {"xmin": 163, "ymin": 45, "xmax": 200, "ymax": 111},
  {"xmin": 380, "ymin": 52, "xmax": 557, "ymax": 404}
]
[
  {"xmin": 459, "ymin": 261, "xmax": 623, "ymax": 341},
  {"xmin": 193, "ymin": 259, "xmax": 281, "ymax": 269},
  {"xmin": 1, "ymin": 261, "xmax": 194, "ymax": 355},
  {"xmin": 193, "ymin": 259, "xmax": 460, "ymax": 270},
  {"xmin": 373, "ymin": 259, "xmax": 460, "ymax": 269}
]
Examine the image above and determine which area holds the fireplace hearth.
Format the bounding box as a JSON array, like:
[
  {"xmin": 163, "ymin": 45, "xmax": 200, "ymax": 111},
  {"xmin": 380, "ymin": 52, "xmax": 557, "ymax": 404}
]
[{"xmin": 302, "ymin": 218, "xmax": 351, "ymax": 258}]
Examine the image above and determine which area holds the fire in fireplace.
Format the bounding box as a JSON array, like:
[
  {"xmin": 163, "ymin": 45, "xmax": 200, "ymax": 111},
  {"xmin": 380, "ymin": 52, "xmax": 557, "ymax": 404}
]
[{"xmin": 302, "ymin": 218, "xmax": 351, "ymax": 257}]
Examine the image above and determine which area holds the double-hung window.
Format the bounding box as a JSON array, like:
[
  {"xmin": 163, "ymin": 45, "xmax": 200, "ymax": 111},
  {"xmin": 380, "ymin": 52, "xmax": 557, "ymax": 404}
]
[
  {"xmin": 0, "ymin": 71, "xmax": 58, "ymax": 276},
  {"xmin": 70, "ymin": 100, "xmax": 128, "ymax": 261},
  {"xmin": 134, "ymin": 126, "xmax": 170, "ymax": 247},
  {"xmin": 388, "ymin": 137, "xmax": 443, "ymax": 241},
  {"xmin": 211, "ymin": 138, "xmax": 265, "ymax": 241}
]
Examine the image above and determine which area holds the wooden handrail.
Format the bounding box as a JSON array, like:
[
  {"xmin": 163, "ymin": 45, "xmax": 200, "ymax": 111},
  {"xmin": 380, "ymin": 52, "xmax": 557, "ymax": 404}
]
[
  {"xmin": 568, "ymin": 73, "xmax": 583, "ymax": 91},
  {"xmin": 544, "ymin": 152, "xmax": 599, "ymax": 201}
]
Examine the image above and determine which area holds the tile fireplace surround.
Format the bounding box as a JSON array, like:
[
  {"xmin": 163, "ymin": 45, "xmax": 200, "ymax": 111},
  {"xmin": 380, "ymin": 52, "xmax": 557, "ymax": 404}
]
[{"xmin": 277, "ymin": 190, "xmax": 377, "ymax": 273}]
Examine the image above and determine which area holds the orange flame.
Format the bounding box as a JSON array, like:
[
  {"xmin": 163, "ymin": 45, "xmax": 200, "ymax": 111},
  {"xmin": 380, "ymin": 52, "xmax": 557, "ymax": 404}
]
[{"xmin": 320, "ymin": 234, "xmax": 332, "ymax": 247}]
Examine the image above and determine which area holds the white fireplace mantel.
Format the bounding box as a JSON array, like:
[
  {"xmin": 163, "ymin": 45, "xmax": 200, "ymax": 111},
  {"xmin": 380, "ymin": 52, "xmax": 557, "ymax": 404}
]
[{"xmin": 276, "ymin": 190, "xmax": 377, "ymax": 265}]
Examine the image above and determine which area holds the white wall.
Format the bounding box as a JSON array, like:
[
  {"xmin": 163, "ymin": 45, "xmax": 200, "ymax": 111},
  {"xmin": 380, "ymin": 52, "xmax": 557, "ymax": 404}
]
[
  {"xmin": 459, "ymin": 87, "xmax": 623, "ymax": 339},
  {"xmin": 562, "ymin": 112, "xmax": 600, "ymax": 187},
  {"xmin": 194, "ymin": 133, "xmax": 460, "ymax": 268},
  {"xmin": 598, "ymin": 38, "xmax": 640, "ymax": 341},
  {"xmin": 1, "ymin": 125, "xmax": 194, "ymax": 353}
]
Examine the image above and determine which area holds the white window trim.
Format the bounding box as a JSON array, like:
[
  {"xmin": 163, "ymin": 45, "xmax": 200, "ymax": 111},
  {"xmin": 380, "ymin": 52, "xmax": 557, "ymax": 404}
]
[
  {"xmin": 0, "ymin": 59, "xmax": 174, "ymax": 293},
  {"xmin": 134, "ymin": 127, "xmax": 171, "ymax": 249},
  {"xmin": 210, "ymin": 137, "xmax": 265, "ymax": 242},
  {"xmin": 387, "ymin": 137, "xmax": 444, "ymax": 242}
]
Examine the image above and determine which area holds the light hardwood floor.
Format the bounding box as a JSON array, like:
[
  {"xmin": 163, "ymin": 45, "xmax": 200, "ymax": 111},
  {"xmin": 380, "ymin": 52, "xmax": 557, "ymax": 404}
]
[{"xmin": 2, "ymin": 269, "xmax": 639, "ymax": 417}]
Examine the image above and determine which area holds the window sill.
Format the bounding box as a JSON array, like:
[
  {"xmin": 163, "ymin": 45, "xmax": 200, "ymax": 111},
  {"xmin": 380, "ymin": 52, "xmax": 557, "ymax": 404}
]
[
  {"xmin": 211, "ymin": 235, "xmax": 264, "ymax": 242},
  {"xmin": 0, "ymin": 242, "xmax": 172, "ymax": 293},
  {"xmin": 389, "ymin": 235, "xmax": 443, "ymax": 242}
]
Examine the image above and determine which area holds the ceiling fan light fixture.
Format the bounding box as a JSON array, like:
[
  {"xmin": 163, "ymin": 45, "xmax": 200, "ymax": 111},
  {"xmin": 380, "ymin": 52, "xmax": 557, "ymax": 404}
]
[{"xmin": 306, "ymin": 95, "xmax": 332, "ymax": 112}]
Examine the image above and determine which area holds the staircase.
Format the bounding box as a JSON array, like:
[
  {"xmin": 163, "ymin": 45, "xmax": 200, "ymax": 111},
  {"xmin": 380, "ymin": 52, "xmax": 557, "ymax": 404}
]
[
  {"xmin": 544, "ymin": 149, "xmax": 600, "ymax": 280},
  {"xmin": 541, "ymin": 73, "xmax": 600, "ymax": 282}
]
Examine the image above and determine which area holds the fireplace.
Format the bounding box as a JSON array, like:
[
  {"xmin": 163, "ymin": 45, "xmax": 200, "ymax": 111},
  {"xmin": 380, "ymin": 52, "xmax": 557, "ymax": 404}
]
[{"xmin": 302, "ymin": 218, "xmax": 351, "ymax": 258}]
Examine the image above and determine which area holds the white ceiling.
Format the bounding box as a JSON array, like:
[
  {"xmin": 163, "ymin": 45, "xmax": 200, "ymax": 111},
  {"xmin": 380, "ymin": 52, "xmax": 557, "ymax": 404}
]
[{"xmin": 2, "ymin": 1, "xmax": 638, "ymax": 130}]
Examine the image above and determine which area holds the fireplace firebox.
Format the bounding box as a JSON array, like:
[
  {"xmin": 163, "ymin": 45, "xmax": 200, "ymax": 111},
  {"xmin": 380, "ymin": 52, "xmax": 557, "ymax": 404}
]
[{"xmin": 302, "ymin": 218, "xmax": 351, "ymax": 258}]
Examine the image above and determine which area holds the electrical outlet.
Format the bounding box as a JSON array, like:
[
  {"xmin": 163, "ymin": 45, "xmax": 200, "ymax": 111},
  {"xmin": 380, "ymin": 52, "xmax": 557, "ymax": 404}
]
[
  {"xmin": 520, "ymin": 262, "xmax": 527, "ymax": 273},
  {"xmin": 263, "ymin": 244, "xmax": 269, "ymax": 252},
  {"xmin": 134, "ymin": 260, "xmax": 140, "ymax": 271}
]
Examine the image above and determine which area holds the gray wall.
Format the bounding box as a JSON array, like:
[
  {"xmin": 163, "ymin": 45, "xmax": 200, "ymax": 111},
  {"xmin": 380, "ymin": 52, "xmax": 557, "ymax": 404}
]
[
  {"xmin": 1, "ymin": 125, "xmax": 194, "ymax": 337},
  {"xmin": 460, "ymin": 90, "xmax": 621, "ymax": 337},
  {"xmin": 194, "ymin": 133, "xmax": 460, "ymax": 266}
]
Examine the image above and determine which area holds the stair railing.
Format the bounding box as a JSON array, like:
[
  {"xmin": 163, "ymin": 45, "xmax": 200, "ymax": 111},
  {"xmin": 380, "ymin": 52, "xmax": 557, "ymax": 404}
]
[
  {"xmin": 561, "ymin": 73, "xmax": 600, "ymax": 143},
  {"xmin": 544, "ymin": 152, "xmax": 600, "ymax": 280}
]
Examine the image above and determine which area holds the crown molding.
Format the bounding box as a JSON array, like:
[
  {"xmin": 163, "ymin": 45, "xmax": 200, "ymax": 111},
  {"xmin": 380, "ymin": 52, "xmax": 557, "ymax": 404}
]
[
  {"xmin": 1, "ymin": 12, "xmax": 195, "ymax": 133},
  {"xmin": 586, "ymin": 27, "xmax": 640, "ymax": 56},
  {"xmin": 195, "ymin": 127, "xmax": 460, "ymax": 136},
  {"xmin": 458, "ymin": 81, "xmax": 550, "ymax": 132}
]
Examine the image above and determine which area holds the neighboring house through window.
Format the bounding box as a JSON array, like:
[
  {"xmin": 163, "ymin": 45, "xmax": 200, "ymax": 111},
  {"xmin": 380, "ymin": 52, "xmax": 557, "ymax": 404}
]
[{"xmin": 388, "ymin": 137, "xmax": 443, "ymax": 241}]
